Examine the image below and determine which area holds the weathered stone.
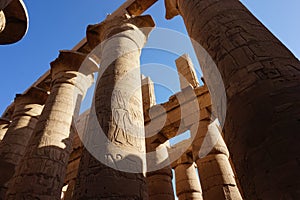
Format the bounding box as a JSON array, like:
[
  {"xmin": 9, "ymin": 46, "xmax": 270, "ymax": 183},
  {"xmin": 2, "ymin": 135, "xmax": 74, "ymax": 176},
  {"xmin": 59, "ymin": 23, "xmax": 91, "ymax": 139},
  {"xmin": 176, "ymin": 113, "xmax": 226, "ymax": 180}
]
[
  {"xmin": 73, "ymin": 15, "xmax": 155, "ymax": 200},
  {"xmin": 191, "ymin": 120, "xmax": 242, "ymax": 200},
  {"xmin": 165, "ymin": 0, "xmax": 300, "ymax": 198},
  {"xmin": 5, "ymin": 51, "xmax": 94, "ymax": 199},
  {"xmin": 174, "ymin": 161, "xmax": 202, "ymax": 200},
  {"xmin": 176, "ymin": 54, "xmax": 200, "ymax": 89},
  {"xmin": 0, "ymin": 87, "xmax": 48, "ymax": 185},
  {"xmin": 0, "ymin": 118, "xmax": 10, "ymax": 141}
]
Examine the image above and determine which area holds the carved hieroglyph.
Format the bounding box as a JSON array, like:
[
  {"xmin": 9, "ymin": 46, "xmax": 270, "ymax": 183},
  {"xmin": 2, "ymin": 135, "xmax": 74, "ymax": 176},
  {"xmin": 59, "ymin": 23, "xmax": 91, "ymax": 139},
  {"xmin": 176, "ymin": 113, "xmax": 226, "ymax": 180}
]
[
  {"xmin": 5, "ymin": 51, "xmax": 94, "ymax": 199},
  {"xmin": 0, "ymin": 87, "xmax": 48, "ymax": 185},
  {"xmin": 73, "ymin": 15, "xmax": 155, "ymax": 200},
  {"xmin": 165, "ymin": 0, "xmax": 300, "ymax": 198}
]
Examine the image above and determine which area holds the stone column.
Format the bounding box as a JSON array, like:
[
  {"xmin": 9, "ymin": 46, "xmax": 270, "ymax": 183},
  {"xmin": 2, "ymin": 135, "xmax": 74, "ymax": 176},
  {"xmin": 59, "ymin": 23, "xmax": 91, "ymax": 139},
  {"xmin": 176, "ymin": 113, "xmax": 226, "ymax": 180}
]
[
  {"xmin": 0, "ymin": 118, "xmax": 10, "ymax": 141},
  {"xmin": 0, "ymin": 87, "xmax": 48, "ymax": 185},
  {"xmin": 191, "ymin": 119, "xmax": 242, "ymax": 200},
  {"xmin": 146, "ymin": 138, "xmax": 175, "ymax": 200},
  {"xmin": 5, "ymin": 51, "xmax": 94, "ymax": 200},
  {"xmin": 142, "ymin": 77, "xmax": 175, "ymax": 200},
  {"xmin": 174, "ymin": 155, "xmax": 202, "ymax": 200},
  {"xmin": 0, "ymin": 118, "xmax": 10, "ymax": 198},
  {"xmin": 73, "ymin": 15, "xmax": 155, "ymax": 200},
  {"xmin": 165, "ymin": 0, "xmax": 300, "ymax": 198}
]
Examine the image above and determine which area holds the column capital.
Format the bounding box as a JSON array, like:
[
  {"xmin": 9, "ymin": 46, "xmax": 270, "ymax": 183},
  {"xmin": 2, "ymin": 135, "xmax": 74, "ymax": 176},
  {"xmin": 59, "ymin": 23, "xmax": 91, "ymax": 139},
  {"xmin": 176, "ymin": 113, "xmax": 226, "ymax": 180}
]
[
  {"xmin": 87, "ymin": 15, "xmax": 155, "ymax": 49},
  {"xmin": 164, "ymin": 0, "xmax": 179, "ymax": 20},
  {"xmin": 172, "ymin": 152, "xmax": 194, "ymax": 169},
  {"xmin": 15, "ymin": 87, "xmax": 49, "ymax": 106},
  {"xmin": 51, "ymin": 50, "xmax": 88, "ymax": 76}
]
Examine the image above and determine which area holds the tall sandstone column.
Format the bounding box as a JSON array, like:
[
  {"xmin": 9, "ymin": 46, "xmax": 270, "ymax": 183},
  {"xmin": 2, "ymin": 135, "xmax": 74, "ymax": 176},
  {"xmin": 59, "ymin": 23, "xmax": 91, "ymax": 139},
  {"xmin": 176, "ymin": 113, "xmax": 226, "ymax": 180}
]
[
  {"xmin": 0, "ymin": 118, "xmax": 10, "ymax": 141},
  {"xmin": 0, "ymin": 118, "xmax": 10, "ymax": 199},
  {"xmin": 0, "ymin": 87, "xmax": 48, "ymax": 185},
  {"xmin": 165, "ymin": 0, "xmax": 300, "ymax": 199},
  {"xmin": 174, "ymin": 155, "xmax": 202, "ymax": 200},
  {"xmin": 6, "ymin": 51, "xmax": 94, "ymax": 200},
  {"xmin": 142, "ymin": 77, "xmax": 175, "ymax": 200},
  {"xmin": 73, "ymin": 15, "xmax": 155, "ymax": 199},
  {"xmin": 191, "ymin": 119, "xmax": 242, "ymax": 200}
]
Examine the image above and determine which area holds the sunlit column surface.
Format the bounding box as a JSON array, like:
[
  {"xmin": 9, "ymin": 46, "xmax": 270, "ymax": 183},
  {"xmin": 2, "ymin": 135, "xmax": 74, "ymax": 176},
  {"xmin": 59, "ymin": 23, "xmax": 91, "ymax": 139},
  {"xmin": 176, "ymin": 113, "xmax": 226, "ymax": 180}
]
[
  {"xmin": 0, "ymin": 118, "xmax": 10, "ymax": 141},
  {"xmin": 0, "ymin": 87, "xmax": 48, "ymax": 185},
  {"xmin": 191, "ymin": 119, "xmax": 243, "ymax": 200},
  {"xmin": 6, "ymin": 51, "xmax": 94, "ymax": 199},
  {"xmin": 174, "ymin": 157, "xmax": 202, "ymax": 200},
  {"xmin": 73, "ymin": 15, "xmax": 155, "ymax": 200}
]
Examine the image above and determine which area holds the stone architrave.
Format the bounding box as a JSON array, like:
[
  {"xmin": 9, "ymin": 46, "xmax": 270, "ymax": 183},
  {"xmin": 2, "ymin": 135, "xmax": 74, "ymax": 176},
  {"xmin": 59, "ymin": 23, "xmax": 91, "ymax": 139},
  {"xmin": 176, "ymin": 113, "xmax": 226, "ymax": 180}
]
[
  {"xmin": 0, "ymin": 118, "xmax": 10, "ymax": 141},
  {"xmin": 191, "ymin": 119, "xmax": 243, "ymax": 200},
  {"xmin": 5, "ymin": 51, "xmax": 94, "ymax": 200},
  {"xmin": 73, "ymin": 15, "xmax": 155, "ymax": 200},
  {"xmin": 165, "ymin": 0, "xmax": 300, "ymax": 198},
  {"xmin": 174, "ymin": 155, "xmax": 202, "ymax": 200},
  {"xmin": 0, "ymin": 87, "xmax": 48, "ymax": 185}
]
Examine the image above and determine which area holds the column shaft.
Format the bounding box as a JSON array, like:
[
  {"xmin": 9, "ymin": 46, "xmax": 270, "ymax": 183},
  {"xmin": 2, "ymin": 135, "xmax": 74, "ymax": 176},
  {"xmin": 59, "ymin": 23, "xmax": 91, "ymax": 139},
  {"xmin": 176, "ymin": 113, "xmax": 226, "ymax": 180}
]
[
  {"xmin": 174, "ymin": 162, "xmax": 202, "ymax": 200},
  {"xmin": 6, "ymin": 51, "xmax": 93, "ymax": 200},
  {"xmin": 0, "ymin": 87, "xmax": 48, "ymax": 185},
  {"xmin": 147, "ymin": 167, "xmax": 174, "ymax": 200},
  {"xmin": 166, "ymin": 0, "xmax": 300, "ymax": 198},
  {"xmin": 73, "ymin": 15, "xmax": 155, "ymax": 200},
  {"xmin": 192, "ymin": 120, "xmax": 242, "ymax": 200}
]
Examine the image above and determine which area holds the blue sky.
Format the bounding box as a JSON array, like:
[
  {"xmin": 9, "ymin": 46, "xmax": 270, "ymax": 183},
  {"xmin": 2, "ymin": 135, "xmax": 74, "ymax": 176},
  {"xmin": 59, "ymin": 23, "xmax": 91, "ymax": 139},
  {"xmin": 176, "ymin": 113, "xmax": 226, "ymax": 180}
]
[{"xmin": 0, "ymin": 0, "xmax": 299, "ymax": 115}]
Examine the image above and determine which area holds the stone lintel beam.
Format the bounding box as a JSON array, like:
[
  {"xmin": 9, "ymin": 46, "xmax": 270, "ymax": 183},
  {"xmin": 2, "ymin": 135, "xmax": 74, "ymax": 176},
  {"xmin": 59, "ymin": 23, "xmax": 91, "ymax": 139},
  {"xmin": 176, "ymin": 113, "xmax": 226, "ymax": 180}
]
[
  {"xmin": 145, "ymin": 85, "xmax": 211, "ymax": 140},
  {"xmin": 106, "ymin": 0, "xmax": 158, "ymax": 21},
  {"xmin": 176, "ymin": 54, "xmax": 200, "ymax": 89}
]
